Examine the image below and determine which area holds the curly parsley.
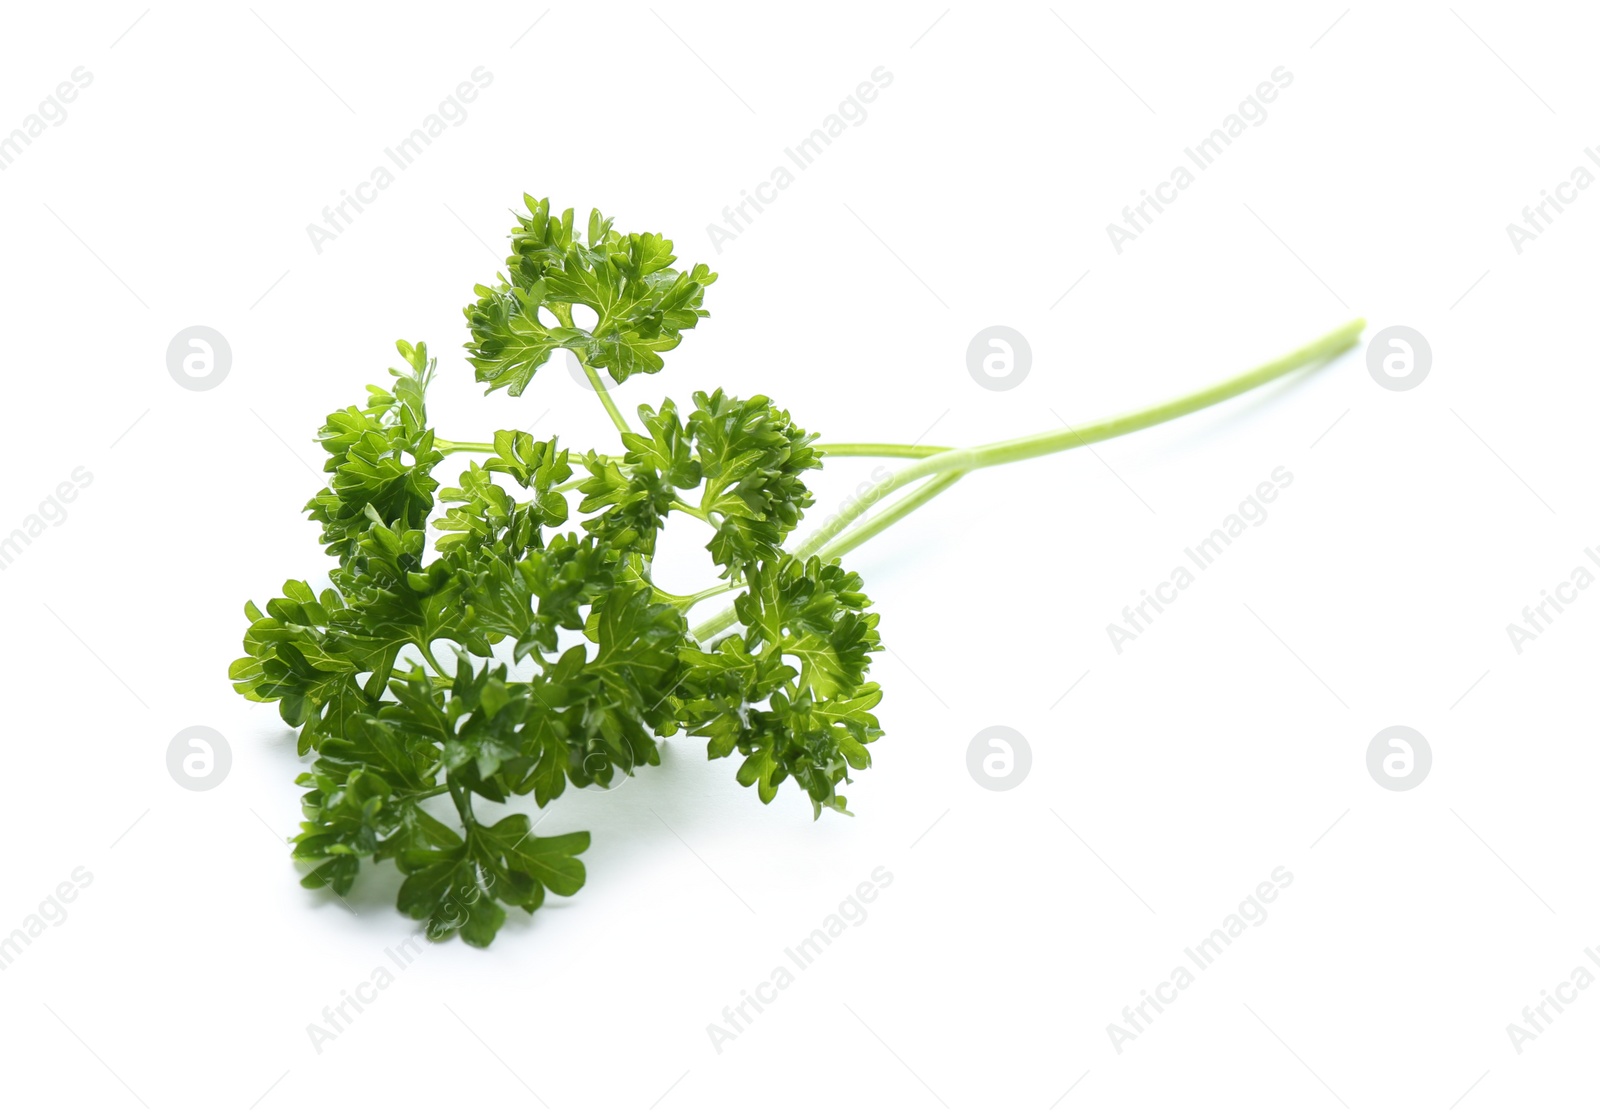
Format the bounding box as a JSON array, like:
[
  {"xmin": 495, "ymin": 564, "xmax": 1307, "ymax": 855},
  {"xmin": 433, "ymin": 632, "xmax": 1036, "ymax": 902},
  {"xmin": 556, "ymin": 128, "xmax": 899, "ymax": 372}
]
[{"xmin": 233, "ymin": 194, "xmax": 1363, "ymax": 945}]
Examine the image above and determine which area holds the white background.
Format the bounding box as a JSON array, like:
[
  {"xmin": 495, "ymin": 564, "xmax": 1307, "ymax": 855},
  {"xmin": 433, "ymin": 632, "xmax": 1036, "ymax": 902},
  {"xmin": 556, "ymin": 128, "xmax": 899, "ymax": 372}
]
[{"xmin": 0, "ymin": 2, "xmax": 1594, "ymax": 1115}]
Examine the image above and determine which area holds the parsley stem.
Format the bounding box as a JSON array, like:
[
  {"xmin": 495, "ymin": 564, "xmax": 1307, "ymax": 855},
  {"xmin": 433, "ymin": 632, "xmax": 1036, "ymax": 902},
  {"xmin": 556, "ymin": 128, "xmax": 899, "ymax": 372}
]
[
  {"xmin": 448, "ymin": 776, "xmax": 478, "ymax": 827},
  {"xmin": 435, "ymin": 439, "xmax": 496, "ymax": 455},
  {"xmin": 799, "ymin": 318, "xmax": 1364, "ymax": 563},
  {"xmin": 814, "ymin": 442, "xmax": 951, "ymax": 458},
  {"xmin": 582, "ymin": 359, "xmax": 634, "ymax": 434},
  {"xmin": 670, "ymin": 500, "xmax": 711, "ymax": 523},
  {"xmin": 655, "ymin": 580, "xmax": 739, "ymax": 610},
  {"xmin": 689, "ymin": 470, "xmax": 956, "ymax": 638},
  {"xmin": 690, "ymin": 318, "xmax": 1364, "ymax": 644},
  {"xmin": 418, "ymin": 643, "xmax": 451, "ymax": 678},
  {"xmin": 825, "ymin": 469, "xmax": 967, "ymax": 556},
  {"xmin": 552, "ymin": 305, "xmax": 633, "ymax": 435}
]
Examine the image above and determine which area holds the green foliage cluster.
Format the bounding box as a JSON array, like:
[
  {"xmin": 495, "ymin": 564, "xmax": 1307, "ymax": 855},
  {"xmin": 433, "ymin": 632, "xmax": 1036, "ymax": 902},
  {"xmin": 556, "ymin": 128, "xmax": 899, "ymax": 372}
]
[{"xmin": 234, "ymin": 197, "xmax": 882, "ymax": 945}]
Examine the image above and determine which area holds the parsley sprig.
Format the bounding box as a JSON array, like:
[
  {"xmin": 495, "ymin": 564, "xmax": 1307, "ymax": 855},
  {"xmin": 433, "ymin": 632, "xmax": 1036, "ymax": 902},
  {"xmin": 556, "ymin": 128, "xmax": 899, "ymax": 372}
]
[{"xmin": 233, "ymin": 194, "xmax": 1363, "ymax": 945}]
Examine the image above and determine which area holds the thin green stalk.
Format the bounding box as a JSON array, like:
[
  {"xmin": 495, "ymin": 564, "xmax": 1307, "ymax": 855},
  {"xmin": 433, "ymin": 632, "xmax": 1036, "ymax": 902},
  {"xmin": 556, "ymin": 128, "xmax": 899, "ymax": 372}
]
[
  {"xmin": 814, "ymin": 442, "xmax": 951, "ymax": 458},
  {"xmin": 653, "ymin": 580, "xmax": 740, "ymax": 611},
  {"xmin": 686, "ymin": 471, "xmax": 967, "ymax": 647},
  {"xmin": 691, "ymin": 318, "xmax": 1364, "ymax": 643},
  {"xmin": 581, "ymin": 359, "xmax": 633, "ymax": 435},
  {"xmin": 691, "ymin": 602, "xmax": 739, "ymax": 643},
  {"xmin": 418, "ymin": 643, "xmax": 451, "ymax": 678},
  {"xmin": 448, "ymin": 775, "xmax": 478, "ymax": 827},
  {"xmin": 797, "ymin": 318, "xmax": 1365, "ymax": 563},
  {"xmin": 550, "ymin": 306, "xmax": 633, "ymax": 436},
  {"xmin": 435, "ymin": 439, "xmax": 496, "ymax": 455},
  {"xmin": 825, "ymin": 470, "xmax": 967, "ymax": 557}
]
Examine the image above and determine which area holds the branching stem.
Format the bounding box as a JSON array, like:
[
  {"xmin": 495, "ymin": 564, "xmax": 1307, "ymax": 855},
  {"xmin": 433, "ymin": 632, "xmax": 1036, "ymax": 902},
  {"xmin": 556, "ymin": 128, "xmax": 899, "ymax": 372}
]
[{"xmin": 689, "ymin": 318, "xmax": 1365, "ymax": 641}]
